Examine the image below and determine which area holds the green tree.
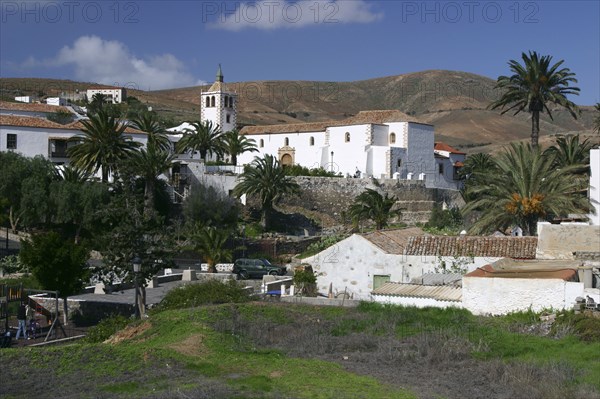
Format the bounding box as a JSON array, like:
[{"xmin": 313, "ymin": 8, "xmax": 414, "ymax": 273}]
[
  {"xmin": 459, "ymin": 153, "xmax": 497, "ymax": 202},
  {"xmin": 19, "ymin": 231, "xmax": 90, "ymax": 323},
  {"xmin": 222, "ymin": 129, "xmax": 257, "ymax": 166},
  {"xmin": 130, "ymin": 112, "xmax": 171, "ymax": 152},
  {"xmin": 68, "ymin": 110, "xmax": 140, "ymax": 182},
  {"xmin": 489, "ymin": 51, "xmax": 580, "ymax": 148},
  {"xmin": 126, "ymin": 145, "xmax": 174, "ymax": 216},
  {"xmin": 543, "ymin": 134, "xmax": 593, "ymax": 173},
  {"xmin": 183, "ymin": 184, "xmax": 238, "ymax": 229},
  {"xmin": 47, "ymin": 109, "xmax": 75, "ymax": 125},
  {"xmin": 0, "ymin": 153, "xmax": 56, "ymax": 231},
  {"xmin": 463, "ymin": 142, "xmax": 589, "ymax": 235},
  {"xmin": 176, "ymin": 120, "xmax": 224, "ymax": 161},
  {"xmin": 233, "ymin": 154, "xmax": 300, "ymax": 230},
  {"xmin": 348, "ymin": 188, "xmax": 401, "ymax": 230},
  {"xmin": 190, "ymin": 226, "xmax": 232, "ymax": 273}
]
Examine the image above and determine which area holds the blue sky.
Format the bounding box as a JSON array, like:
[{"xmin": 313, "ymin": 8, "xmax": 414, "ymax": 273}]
[{"xmin": 1, "ymin": 0, "xmax": 599, "ymax": 104}]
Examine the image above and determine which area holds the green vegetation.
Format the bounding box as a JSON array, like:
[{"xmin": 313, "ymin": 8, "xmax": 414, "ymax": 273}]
[
  {"xmin": 423, "ymin": 205, "xmax": 463, "ymax": 235},
  {"xmin": 348, "ymin": 188, "xmax": 401, "ymax": 230},
  {"xmin": 3, "ymin": 302, "xmax": 599, "ymax": 399},
  {"xmin": 299, "ymin": 234, "xmax": 347, "ymax": 258},
  {"xmin": 156, "ymin": 279, "xmax": 253, "ymax": 311},
  {"xmin": 85, "ymin": 314, "xmax": 131, "ymax": 343},
  {"xmin": 283, "ymin": 164, "xmax": 340, "ymax": 177},
  {"xmin": 489, "ymin": 51, "xmax": 580, "ymax": 148}
]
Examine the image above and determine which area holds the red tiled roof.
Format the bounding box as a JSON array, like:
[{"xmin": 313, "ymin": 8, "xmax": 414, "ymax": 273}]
[
  {"xmin": 0, "ymin": 115, "xmax": 145, "ymax": 135},
  {"xmin": 361, "ymin": 228, "xmax": 426, "ymax": 254},
  {"xmin": 404, "ymin": 236, "xmax": 538, "ymax": 258},
  {"xmin": 240, "ymin": 110, "xmax": 429, "ymax": 135},
  {"xmin": 0, "ymin": 115, "xmax": 76, "ymax": 130},
  {"xmin": 465, "ymin": 264, "xmax": 577, "ymax": 280},
  {"xmin": 434, "ymin": 142, "xmax": 466, "ymax": 155},
  {"xmin": 0, "ymin": 100, "xmax": 69, "ymax": 114}
]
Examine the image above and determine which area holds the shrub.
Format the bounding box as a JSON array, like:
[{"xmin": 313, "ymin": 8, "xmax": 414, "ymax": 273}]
[
  {"xmin": 0, "ymin": 254, "xmax": 27, "ymax": 274},
  {"xmin": 293, "ymin": 266, "xmax": 317, "ymax": 296},
  {"xmin": 85, "ymin": 315, "xmax": 130, "ymax": 343},
  {"xmin": 424, "ymin": 205, "xmax": 463, "ymax": 234},
  {"xmin": 552, "ymin": 311, "xmax": 600, "ymax": 341},
  {"xmin": 300, "ymin": 234, "xmax": 347, "ymax": 258},
  {"xmin": 157, "ymin": 279, "xmax": 253, "ymax": 311}
]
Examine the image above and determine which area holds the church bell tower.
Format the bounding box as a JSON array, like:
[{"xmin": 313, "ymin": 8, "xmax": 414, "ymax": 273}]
[{"xmin": 200, "ymin": 64, "xmax": 237, "ymax": 133}]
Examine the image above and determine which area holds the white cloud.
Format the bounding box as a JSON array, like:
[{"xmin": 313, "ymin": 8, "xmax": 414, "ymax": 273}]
[
  {"xmin": 208, "ymin": 0, "xmax": 383, "ymax": 31},
  {"xmin": 23, "ymin": 36, "xmax": 198, "ymax": 90}
]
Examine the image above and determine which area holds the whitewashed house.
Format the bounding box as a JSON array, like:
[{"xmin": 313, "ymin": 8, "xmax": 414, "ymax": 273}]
[
  {"xmin": 46, "ymin": 97, "xmax": 67, "ymax": 106},
  {"xmin": 433, "ymin": 142, "xmax": 465, "ymax": 189},
  {"xmin": 86, "ymin": 87, "xmax": 127, "ymax": 104},
  {"xmin": 0, "ymin": 115, "xmax": 147, "ymax": 169},
  {"xmin": 303, "ymin": 228, "xmax": 538, "ymax": 300},
  {"xmin": 590, "ymin": 148, "xmax": 600, "ymax": 226}
]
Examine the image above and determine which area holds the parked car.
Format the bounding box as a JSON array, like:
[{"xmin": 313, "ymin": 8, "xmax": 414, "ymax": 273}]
[{"xmin": 233, "ymin": 258, "xmax": 287, "ymax": 280}]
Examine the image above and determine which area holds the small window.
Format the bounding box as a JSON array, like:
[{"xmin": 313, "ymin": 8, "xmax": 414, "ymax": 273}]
[
  {"xmin": 345, "ymin": 132, "xmax": 350, "ymax": 143},
  {"xmin": 226, "ymin": 114, "xmax": 231, "ymax": 123},
  {"xmin": 211, "ymin": 96, "xmax": 215, "ymax": 107},
  {"xmin": 438, "ymin": 163, "xmax": 444, "ymax": 174},
  {"xmin": 309, "ymin": 136, "xmax": 314, "ymax": 146},
  {"xmin": 230, "ymin": 98, "xmax": 234, "ymax": 107},
  {"xmin": 397, "ymin": 159, "xmax": 402, "ymax": 168},
  {"xmin": 205, "ymin": 97, "xmax": 210, "ymax": 107},
  {"xmin": 224, "ymin": 96, "xmax": 228, "ymax": 107},
  {"xmin": 7, "ymin": 134, "xmax": 17, "ymax": 149},
  {"xmin": 389, "ymin": 132, "xmax": 396, "ymax": 144},
  {"xmin": 260, "ymin": 139, "xmax": 264, "ymax": 148},
  {"xmin": 284, "ymin": 137, "xmax": 289, "ymax": 146}
]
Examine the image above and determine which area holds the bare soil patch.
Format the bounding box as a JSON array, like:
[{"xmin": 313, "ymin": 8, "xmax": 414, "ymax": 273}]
[{"xmin": 104, "ymin": 321, "xmax": 152, "ymax": 344}]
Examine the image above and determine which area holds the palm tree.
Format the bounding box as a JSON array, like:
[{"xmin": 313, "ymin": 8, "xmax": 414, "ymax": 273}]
[
  {"xmin": 191, "ymin": 225, "xmax": 232, "ymax": 273},
  {"xmin": 130, "ymin": 112, "xmax": 171, "ymax": 152},
  {"xmin": 233, "ymin": 154, "xmax": 300, "ymax": 230},
  {"xmin": 348, "ymin": 188, "xmax": 400, "ymax": 230},
  {"xmin": 459, "ymin": 153, "xmax": 497, "ymax": 202},
  {"xmin": 129, "ymin": 145, "xmax": 174, "ymax": 216},
  {"xmin": 68, "ymin": 110, "xmax": 140, "ymax": 182},
  {"xmin": 176, "ymin": 120, "xmax": 224, "ymax": 161},
  {"xmin": 489, "ymin": 51, "xmax": 580, "ymax": 148},
  {"xmin": 222, "ymin": 129, "xmax": 258, "ymax": 166},
  {"xmin": 543, "ymin": 134, "xmax": 593, "ymax": 174},
  {"xmin": 463, "ymin": 142, "xmax": 589, "ymax": 236}
]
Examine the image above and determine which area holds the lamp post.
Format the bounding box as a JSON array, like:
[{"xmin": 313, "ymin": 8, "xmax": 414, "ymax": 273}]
[{"xmin": 132, "ymin": 256, "xmax": 141, "ymax": 319}]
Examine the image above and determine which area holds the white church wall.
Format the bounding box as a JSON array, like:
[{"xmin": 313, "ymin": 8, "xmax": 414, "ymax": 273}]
[
  {"xmin": 371, "ymin": 124, "xmax": 389, "ymax": 146},
  {"xmin": 590, "ymin": 149, "xmax": 600, "ymax": 225},
  {"xmin": 328, "ymin": 125, "xmax": 371, "ymax": 176},
  {"xmin": 370, "ymin": 146, "xmax": 391, "ymax": 178}
]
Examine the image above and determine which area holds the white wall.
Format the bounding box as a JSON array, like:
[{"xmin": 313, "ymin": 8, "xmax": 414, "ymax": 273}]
[
  {"xmin": 536, "ymin": 222, "xmax": 600, "ymax": 259},
  {"xmin": 46, "ymin": 97, "xmax": 67, "ymax": 106},
  {"xmin": 590, "ymin": 149, "xmax": 600, "ymax": 225},
  {"xmin": 463, "ymin": 277, "xmax": 583, "ymax": 315},
  {"xmin": 304, "ymin": 234, "xmax": 500, "ymax": 300},
  {"xmin": 372, "ymin": 295, "xmax": 462, "ymax": 309}
]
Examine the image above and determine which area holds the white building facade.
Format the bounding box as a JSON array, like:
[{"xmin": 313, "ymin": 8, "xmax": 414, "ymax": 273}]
[
  {"xmin": 86, "ymin": 87, "xmax": 127, "ymax": 104},
  {"xmin": 590, "ymin": 148, "xmax": 600, "ymax": 225},
  {"xmin": 200, "ymin": 65, "xmax": 237, "ymax": 134}
]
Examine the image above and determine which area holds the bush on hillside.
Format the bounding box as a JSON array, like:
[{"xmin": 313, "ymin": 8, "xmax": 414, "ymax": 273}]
[
  {"xmin": 157, "ymin": 279, "xmax": 253, "ymax": 311},
  {"xmin": 85, "ymin": 315, "xmax": 130, "ymax": 343}
]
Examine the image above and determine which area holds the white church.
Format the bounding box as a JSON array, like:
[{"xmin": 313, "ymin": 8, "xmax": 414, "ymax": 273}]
[{"xmin": 188, "ymin": 66, "xmax": 463, "ymax": 190}]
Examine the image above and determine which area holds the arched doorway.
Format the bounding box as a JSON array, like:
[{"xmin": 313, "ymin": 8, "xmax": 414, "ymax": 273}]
[{"xmin": 281, "ymin": 153, "xmax": 293, "ymax": 166}]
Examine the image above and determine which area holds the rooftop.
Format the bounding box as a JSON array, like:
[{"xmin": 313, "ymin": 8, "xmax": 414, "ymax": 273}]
[
  {"xmin": 0, "ymin": 100, "xmax": 69, "ymax": 114},
  {"xmin": 404, "ymin": 236, "xmax": 538, "ymax": 258},
  {"xmin": 361, "ymin": 228, "xmax": 426, "ymax": 255},
  {"xmin": 465, "ymin": 264, "xmax": 578, "ymax": 280},
  {"xmin": 0, "ymin": 114, "xmax": 145, "ymax": 134},
  {"xmin": 372, "ymin": 282, "xmax": 462, "ymax": 302},
  {"xmin": 240, "ymin": 110, "xmax": 429, "ymax": 135},
  {"xmin": 434, "ymin": 142, "xmax": 466, "ymax": 155}
]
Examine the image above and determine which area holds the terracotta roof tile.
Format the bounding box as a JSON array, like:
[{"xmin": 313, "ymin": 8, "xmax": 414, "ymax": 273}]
[
  {"xmin": 361, "ymin": 228, "xmax": 426, "ymax": 254},
  {"xmin": 0, "ymin": 100, "xmax": 69, "ymax": 113},
  {"xmin": 240, "ymin": 110, "xmax": 429, "ymax": 135},
  {"xmin": 465, "ymin": 264, "xmax": 577, "ymax": 280},
  {"xmin": 404, "ymin": 236, "xmax": 538, "ymax": 258},
  {"xmin": 434, "ymin": 142, "xmax": 466, "ymax": 155},
  {"xmin": 0, "ymin": 114, "xmax": 75, "ymax": 130}
]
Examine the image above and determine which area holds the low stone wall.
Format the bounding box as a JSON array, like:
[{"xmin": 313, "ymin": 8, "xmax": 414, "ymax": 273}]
[{"xmin": 280, "ymin": 296, "xmax": 360, "ymax": 307}]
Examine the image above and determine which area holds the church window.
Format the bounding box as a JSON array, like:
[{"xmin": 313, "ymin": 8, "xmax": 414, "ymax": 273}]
[
  {"xmin": 345, "ymin": 132, "xmax": 350, "ymax": 143},
  {"xmin": 230, "ymin": 98, "xmax": 234, "ymax": 107},
  {"xmin": 260, "ymin": 139, "xmax": 264, "ymax": 148},
  {"xmin": 211, "ymin": 96, "xmax": 215, "ymax": 107},
  {"xmin": 226, "ymin": 114, "xmax": 231, "ymax": 123},
  {"xmin": 438, "ymin": 163, "xmax": 444, "ymax": 174},
  {"xmin": 309, "ymin": 136, "xmax": 314, "ymax": 146},
  {"xmin": 389, "ymin": 132, "xmax": 396, "ymax": 144},
  {"xmin": 205, "ymin": 97, "xmax": 210, "ymax": 108},
  {"xmin": 284, "ymin": 137, "xmax": 289, "ymax": 146},
  {"xmin": 397, "ymin": 159, "xmax": 402, "ymax": 168}
]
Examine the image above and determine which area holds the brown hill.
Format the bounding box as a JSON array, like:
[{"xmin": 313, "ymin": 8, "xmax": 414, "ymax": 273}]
[{"xmin": 2, "ymin": 71, "xmax": 597, "ymax": 152}]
